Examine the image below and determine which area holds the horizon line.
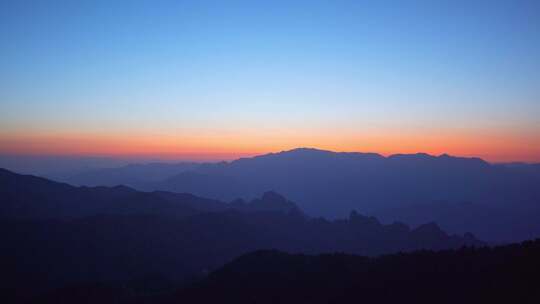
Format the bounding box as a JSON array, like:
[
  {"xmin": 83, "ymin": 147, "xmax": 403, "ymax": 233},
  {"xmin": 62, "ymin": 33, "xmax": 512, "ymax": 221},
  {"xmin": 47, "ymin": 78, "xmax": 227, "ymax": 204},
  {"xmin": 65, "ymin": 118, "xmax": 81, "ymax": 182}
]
[{"xmin": 1, "ymin": 147, "xmax": 538, "ymax": 164}]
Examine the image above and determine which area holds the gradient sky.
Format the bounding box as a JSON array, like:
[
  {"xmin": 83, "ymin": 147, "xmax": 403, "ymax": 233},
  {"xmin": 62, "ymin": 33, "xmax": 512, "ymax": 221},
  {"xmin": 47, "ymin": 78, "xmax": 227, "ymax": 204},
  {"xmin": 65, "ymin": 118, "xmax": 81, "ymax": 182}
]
[{"xmin": 1, "ymin": 0, "xmax": 539, "ymax": 162}]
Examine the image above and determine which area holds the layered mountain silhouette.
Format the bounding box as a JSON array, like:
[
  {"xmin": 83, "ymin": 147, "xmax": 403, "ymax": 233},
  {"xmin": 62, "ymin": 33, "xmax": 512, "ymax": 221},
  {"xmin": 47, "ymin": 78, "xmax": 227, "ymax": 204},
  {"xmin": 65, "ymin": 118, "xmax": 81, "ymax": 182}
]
[
  {"xmin": 0, "ymin": 168, "xmax": 221, "ymax": 219},
  {"xmin": 61, "ymin": 148, "xmax": 540, "ymax": 241},
  {"xmin": 0, "ymin": 168, "xmax": 302, "ymax": 219},
  {"xmin": 0, "ymin": 168, "xmax": 483, "ymax": 302}
]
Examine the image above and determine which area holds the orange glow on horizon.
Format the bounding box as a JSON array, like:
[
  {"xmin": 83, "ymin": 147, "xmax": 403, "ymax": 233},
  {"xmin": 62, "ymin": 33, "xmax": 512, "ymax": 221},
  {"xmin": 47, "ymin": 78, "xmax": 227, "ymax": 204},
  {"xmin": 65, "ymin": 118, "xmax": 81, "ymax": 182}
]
[{"xmin": 0, "ymin": 127, "xmax": 539, "ymax": 163}]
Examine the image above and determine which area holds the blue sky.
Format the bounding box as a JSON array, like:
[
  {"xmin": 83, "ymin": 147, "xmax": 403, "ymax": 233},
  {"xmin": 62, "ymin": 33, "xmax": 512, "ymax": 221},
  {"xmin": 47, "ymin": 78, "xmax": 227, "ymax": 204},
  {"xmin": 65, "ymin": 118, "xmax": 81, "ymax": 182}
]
[{"xmin": 1, "ymin": 0, "xmax": 539, "ymax": 161}]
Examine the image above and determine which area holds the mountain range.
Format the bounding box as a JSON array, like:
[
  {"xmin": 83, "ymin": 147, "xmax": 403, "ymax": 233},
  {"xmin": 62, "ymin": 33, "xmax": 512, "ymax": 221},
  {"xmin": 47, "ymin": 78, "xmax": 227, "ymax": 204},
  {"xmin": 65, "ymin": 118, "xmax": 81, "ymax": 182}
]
[
  {"xmin": 59, "ymin": 148, "xmax": 540, "ymax": 241},
  {"xmin": 0, "ymin": 167, "xmax": 482, "ymax": 302}
]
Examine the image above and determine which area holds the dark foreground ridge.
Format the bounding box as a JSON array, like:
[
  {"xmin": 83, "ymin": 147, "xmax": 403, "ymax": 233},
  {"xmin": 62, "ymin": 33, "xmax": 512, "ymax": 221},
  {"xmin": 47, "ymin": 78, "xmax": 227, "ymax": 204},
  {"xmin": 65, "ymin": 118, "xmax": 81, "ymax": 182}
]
[
  {"xmin": 27, "ymin": 239, "xmax": 540, "ymax": 304},
  {"xmin": 175, "ymin": 239, "xmax": 540, "ymax": 304}
]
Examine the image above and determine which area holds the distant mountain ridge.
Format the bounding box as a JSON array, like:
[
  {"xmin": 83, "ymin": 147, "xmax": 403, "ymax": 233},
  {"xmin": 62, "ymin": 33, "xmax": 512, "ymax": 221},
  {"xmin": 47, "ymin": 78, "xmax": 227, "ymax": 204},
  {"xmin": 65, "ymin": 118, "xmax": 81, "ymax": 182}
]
[
  {"xmin": 57, "ymin": 148, "xmax": 540, "ymax": 242},
  {"xmin": 0, "ymin": 168, "xmax": 303, "ymax": 219},
  {"xmin": 0, "ymin": 168, "xmax": 215, "ymax": 219}
]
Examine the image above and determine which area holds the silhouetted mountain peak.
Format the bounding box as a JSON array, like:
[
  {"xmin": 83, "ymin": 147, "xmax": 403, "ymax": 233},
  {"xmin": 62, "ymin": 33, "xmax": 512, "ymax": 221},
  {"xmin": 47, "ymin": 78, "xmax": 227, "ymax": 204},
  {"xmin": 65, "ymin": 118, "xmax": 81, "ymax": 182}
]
[
  {"xmin": 223, "ymin": 192, "xmax": 305, "ymax": 215},
  {"xmin": 0, "ymin": 168, "xmax": 230, "ymax": 219},
  {"xmin": 0, "ymin": 167, "xmax": 31, "ymax": 178},
  {"xmin": 412, "ymin": 222, "xmax": 448, "ymax": 239},
  {"xmin": 229, "ymin": 198, "xmax": 247, "ymax": 208},
  {"xmin": 239, "ymin": 148, "xmax": 493, "ymax": 170},
  {"xmin": 246, "ymin": 191, "xmax": 303, "ymax": 215},
  {"xmin": 234, "ymin": 148, "xmax": 384, "ymax": 165},
  {"xmin": 349, "ymin": 210, "xmax": 381, "ymax": 226},
  {"xmin": 388, "ymin": 221, "xmax": 411, "ymax": 233},
  {"xmin": 241, "ymin": 148, "xmax": 332, "ymax": 162},
  {"xmin": 111, "ymin": 185, "xmax": 135, "ymax": 192},
  {"xmin": 261, "ymin": 191, "xmax": 287, "ymax": 204},
  {"xmin": 388, "ymin": 152, "xmax": 433, "ymax": 160},
  {"xmin": 387, "ymin": 152, "xmax": 488, "ymax": 163},
  {"xmin": 278, "ymin": 147, "xmax": 385, "ymax": 159},
  {"xmin": 278, "ymin": 147, "xmax": 333, "ymax": 155},
  {"xmin": 464, "ymin": 232, "xmax": 478, "ymax": 242},
  {"xmin": 0, "ymin": 167, "xmax": 13, "ymax": 175}
]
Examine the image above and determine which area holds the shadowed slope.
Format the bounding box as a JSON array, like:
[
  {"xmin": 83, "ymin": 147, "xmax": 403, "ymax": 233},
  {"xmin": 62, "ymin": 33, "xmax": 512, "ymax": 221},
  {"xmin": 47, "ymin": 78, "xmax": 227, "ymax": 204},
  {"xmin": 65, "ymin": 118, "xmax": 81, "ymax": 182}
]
[{"xmin": 175, "ymin": 240, "xmax": 540, "ymax": 304}]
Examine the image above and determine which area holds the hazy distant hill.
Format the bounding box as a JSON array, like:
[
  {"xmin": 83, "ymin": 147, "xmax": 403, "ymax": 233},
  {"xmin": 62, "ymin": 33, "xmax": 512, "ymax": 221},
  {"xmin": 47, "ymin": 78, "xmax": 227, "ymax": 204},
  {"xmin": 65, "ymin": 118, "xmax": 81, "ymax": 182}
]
[
  {"xmin": 59, "ymin": 148, "xmax": 540, "ymax": 241},
  {"xmin": 0, "ymin": 168, "xmax": 310, "ymax": 219},
  {"xmin": 67, "ymin": 162, "xmax": 202, "ymax": 187},
  {"xmin": 0, "ymin": 154, "xmax": 143, "ymax": 181},
  {"xmin": 0, "ymin": 168, "xmax": 224, "ymax": 219}
]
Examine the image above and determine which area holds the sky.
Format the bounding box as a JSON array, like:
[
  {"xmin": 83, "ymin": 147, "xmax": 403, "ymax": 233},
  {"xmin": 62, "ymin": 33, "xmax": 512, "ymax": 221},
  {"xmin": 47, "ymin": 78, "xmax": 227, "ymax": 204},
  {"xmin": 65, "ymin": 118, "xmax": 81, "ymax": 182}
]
[{"xmin": 1, "ymin": 0, "xmax": 539, "ymax": 162}]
